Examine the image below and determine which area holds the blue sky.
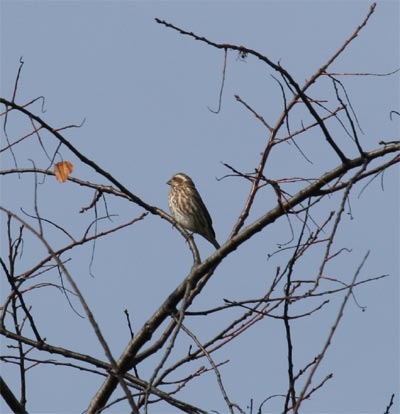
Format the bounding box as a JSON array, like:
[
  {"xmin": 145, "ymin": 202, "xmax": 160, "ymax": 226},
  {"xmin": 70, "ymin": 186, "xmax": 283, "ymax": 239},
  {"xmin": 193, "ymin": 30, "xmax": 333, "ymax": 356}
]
[{"xmin": 1, "ymin": 1, "xmax": 399, "ymax": 413}]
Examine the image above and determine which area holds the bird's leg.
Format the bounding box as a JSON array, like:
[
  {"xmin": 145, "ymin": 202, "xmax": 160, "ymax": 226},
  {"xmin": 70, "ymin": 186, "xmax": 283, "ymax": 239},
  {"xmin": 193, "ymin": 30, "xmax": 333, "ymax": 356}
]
[
  {"xmin": 170, "ymin": 221, "xmax": 194, "ymax": 245},
  {"xmin": 184, "ymin": 232, "xmax": 195, "ymax": 245}
]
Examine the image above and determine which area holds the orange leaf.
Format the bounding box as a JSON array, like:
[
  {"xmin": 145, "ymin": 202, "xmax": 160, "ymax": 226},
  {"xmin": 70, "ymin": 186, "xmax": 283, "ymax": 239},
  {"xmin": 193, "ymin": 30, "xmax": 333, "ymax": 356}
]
[{"xmin": 54, "ymin": 161, "xmax": 74, "ymax": 183}]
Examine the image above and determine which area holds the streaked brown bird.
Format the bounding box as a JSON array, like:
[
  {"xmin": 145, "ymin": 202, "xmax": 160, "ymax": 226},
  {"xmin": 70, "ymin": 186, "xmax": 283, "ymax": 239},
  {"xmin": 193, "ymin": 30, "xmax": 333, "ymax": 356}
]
[{"xmin": 167, "ymin": 173, "xmax": 220, "ymax": 249}]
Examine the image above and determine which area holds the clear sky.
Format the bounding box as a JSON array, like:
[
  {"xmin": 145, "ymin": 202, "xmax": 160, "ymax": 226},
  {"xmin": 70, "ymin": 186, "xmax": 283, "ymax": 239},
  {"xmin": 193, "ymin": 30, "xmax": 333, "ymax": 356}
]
[{"xmin": 1, "ymin": 1, "xmax": 399, "ymax": 413}]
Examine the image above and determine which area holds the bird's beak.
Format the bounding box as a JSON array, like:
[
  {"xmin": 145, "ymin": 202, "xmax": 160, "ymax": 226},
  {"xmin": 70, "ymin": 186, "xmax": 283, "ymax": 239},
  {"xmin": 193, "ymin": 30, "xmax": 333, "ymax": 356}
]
[{"xmin": 166, "ymin": 179, "xmax": 171, "ymax": 185}]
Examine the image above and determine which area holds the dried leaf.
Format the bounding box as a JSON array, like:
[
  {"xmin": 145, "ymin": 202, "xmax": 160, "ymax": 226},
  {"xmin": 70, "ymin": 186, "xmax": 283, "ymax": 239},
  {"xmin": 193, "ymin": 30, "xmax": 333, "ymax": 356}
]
[{"xmin": 54, "ymin": 161, "xmax": 74, "ymax": 183}]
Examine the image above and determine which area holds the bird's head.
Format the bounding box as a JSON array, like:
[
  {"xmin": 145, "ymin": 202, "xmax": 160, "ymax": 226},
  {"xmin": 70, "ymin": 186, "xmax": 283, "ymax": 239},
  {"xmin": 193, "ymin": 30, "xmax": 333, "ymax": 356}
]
[{"xmin": 167, "ymin": 173, "xmax": 194, "ymax": 188}]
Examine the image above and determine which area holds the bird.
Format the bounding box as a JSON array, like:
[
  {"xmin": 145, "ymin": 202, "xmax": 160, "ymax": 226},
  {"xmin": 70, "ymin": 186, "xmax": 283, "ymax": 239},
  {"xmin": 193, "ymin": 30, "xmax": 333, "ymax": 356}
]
[{"xmin": 167, "ymin": 173, "xmax": 220, "ymax": 249}]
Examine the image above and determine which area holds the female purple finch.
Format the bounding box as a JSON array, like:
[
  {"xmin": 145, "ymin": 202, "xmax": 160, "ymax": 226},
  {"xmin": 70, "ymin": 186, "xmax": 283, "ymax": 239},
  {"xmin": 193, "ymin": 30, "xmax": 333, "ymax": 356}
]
[{"xmin": 167, "ymin": 173, "xmax": 220, "ymax": 249}]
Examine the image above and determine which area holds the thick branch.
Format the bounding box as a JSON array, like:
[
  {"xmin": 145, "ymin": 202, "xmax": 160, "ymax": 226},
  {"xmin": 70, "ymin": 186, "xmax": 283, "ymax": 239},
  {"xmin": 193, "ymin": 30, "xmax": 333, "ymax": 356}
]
[
  {"xmin": 87, "ymin": 142, "xmax": 399, "ymax": 413},
  {"xmin": 0, "ymin": 376, "xmax": 28, "ymax": 414}
]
